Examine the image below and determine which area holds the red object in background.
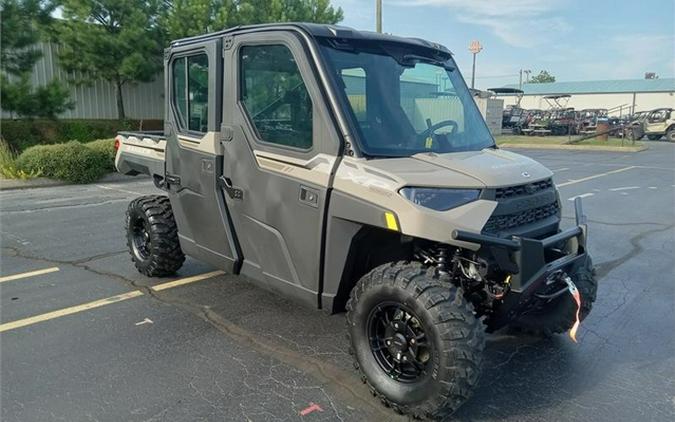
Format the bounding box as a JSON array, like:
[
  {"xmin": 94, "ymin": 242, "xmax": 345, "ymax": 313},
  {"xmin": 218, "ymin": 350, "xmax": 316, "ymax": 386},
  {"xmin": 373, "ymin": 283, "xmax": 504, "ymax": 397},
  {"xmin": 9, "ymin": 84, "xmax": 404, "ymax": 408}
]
[{"xmin": 114, "ymin": 137, "xmax": 120, "ymax": 151}]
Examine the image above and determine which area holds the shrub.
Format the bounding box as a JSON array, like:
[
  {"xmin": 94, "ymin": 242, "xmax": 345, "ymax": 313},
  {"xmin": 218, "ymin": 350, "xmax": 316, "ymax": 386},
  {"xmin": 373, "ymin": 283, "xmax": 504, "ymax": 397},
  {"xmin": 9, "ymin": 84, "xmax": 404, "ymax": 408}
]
[
  {"xmin": 1, "ymin": 119, "xmax": 162, "ymax": 151},
  {"xmin": 16, "ymin": 141, "xmax": 111, "ymax": 183},
  {"xmin": 0, "ymin": 138, "xmax": 40, "ymax": 179},
  {"xmin": 85, "ymin": 139, "xmax": 116, "ymax": 172}
]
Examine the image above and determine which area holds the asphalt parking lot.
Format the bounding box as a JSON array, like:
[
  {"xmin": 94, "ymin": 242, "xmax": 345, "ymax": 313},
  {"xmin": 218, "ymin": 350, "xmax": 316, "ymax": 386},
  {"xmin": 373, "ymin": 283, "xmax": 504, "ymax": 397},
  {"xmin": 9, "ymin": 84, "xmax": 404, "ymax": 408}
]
[{"xmin": 1, "ymin": 142, "xmax": 674, "ymax": 422}]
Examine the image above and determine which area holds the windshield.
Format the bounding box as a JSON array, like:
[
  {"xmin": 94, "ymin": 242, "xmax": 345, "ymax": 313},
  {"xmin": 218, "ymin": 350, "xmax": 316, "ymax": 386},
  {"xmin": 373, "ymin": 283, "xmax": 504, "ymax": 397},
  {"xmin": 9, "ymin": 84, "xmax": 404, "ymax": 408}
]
[{"xmin": 319, "ymin": 40, "xmax": 495, "ymax": 157}]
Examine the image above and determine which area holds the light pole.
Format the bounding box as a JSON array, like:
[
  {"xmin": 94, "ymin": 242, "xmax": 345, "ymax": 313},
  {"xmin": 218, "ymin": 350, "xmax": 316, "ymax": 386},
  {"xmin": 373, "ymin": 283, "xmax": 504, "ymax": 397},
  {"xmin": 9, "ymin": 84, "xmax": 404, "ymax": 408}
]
[
  {"xmin": 468, "ymin": 40, "xmax": 482, "ymax": 90},
  {"xmin": 519, "ymin": 69, "xmax": 531, "ymax": 90},
  {"xmin": 376, "ymin": 0, "xmax": 382, "ymax": 33}
]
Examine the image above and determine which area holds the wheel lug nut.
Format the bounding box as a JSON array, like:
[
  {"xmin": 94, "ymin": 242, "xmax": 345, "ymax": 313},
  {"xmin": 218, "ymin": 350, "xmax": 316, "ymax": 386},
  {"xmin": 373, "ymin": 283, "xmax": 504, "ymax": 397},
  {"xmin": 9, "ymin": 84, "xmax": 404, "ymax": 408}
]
[
  {"xmin": 410, "ymin": 339, "xmax": 415, "ymax": 345},
  {"xmin": 386, "ymin": 340, "xmax": 391, "ymax": 345}
]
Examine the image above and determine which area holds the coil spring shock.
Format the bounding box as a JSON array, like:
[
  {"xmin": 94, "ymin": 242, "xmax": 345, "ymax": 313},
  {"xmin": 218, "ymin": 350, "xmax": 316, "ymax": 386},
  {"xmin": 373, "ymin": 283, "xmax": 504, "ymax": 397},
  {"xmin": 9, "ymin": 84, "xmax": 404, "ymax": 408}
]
[{"xmin": 436, "ymin": 247, "xmax": 452, "ymax": 276}]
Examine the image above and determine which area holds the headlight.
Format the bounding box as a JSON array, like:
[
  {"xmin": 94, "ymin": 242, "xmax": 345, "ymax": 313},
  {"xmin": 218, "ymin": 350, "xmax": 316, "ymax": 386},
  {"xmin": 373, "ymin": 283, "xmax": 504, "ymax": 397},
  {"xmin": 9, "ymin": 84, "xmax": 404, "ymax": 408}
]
[{"xmin": 399, "ymin": 187, "xmax": 480, "ymax": 211}]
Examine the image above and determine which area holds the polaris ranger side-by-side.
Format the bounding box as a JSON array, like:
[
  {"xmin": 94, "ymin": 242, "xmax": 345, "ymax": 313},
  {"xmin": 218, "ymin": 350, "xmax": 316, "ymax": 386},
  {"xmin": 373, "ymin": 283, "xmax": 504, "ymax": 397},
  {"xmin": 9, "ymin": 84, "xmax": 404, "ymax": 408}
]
[{"xmin": 115, "ymin": 24, "xmax": 597, "ymax": 419}]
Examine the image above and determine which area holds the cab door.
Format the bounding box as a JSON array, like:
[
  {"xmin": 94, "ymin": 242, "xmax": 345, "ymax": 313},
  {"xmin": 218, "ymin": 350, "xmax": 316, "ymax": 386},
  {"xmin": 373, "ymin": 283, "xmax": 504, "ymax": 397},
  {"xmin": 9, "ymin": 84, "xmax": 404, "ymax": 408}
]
[
  {"xmin": 219, "ymin": 31, "xmax": 341, "ymax": 307},
  {"xmin": 165, "ymin": 39, "xmax": 241, "ymax": 272},
  {"xmin": 645, "ymin": 109, "xmax": 668, "ymax": 134}
]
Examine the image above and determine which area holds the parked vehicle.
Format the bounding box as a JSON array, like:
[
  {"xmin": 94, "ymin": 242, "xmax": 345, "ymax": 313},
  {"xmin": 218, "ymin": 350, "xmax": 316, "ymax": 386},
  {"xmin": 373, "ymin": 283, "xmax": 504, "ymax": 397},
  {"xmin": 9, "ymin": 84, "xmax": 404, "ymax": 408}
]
[
  {"xmin": 623, "ymin": 110, "xmax": 650, "ymax": 139},
  {"xmin": 520, "ymin": 109, "xmax": 552, "ymax": 135},
  {"xmin": 577, "ymin": 109, "xmax": 608, "ymax": 135},
  {"xmin": 549, "ymin": 107, "xmax": 577, "ymax": 135},
  {"xmin": 115, "ymin": 23, "xmax": 597, "ymax": 419},
  {"xmin": 489, "ymin": 88, "xmax": 526, "ymax": 133},
  {"xmin": 643, "ymin": 108, "xmax": 675, "ymax": 141}
]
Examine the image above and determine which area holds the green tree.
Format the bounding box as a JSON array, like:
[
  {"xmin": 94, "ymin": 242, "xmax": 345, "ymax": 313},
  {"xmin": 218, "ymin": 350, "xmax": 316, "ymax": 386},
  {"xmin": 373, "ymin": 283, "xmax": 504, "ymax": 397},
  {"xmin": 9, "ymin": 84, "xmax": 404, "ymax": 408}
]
[
  {"xmin": 162, "ymin": 0, "xmax": 343, "ymax": 41},
  {"xmin": 529, "ymin": 70, "xmax": 556, "ymax": 84},
  {"xmin": 0, "ymin": 0, "xmax": 74, "ymax": 118},
  {"xmin": 161, "ymin": 0, "xmax": 231, "ymax": 40},
  {"xmin": 57, "ymin": 0, "xmax": 165, "ymax": 119}
]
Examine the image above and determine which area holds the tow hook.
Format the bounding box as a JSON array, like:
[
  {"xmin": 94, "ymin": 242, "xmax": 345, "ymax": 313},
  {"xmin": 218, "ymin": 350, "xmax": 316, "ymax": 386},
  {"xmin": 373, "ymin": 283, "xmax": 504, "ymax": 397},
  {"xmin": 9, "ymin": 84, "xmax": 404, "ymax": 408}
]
[{"xmin": 562, "ymin": 276, "xmax": 582, "ymax": 342}]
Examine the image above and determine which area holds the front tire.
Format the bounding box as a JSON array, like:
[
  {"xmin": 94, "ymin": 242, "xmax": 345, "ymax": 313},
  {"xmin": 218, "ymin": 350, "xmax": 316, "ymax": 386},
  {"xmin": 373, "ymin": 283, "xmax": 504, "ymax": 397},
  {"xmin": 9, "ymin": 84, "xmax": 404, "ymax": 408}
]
[
  {"xmin": 126, "ymin": 195, "xmax": 185, "ymax": 277},
  {"xmin": 346, "ymin": 262, "xmax": 485, "ymax": 419},
  {"xmin": 666, "ymin": 128, "xmax": 675, "ymax": 142}
]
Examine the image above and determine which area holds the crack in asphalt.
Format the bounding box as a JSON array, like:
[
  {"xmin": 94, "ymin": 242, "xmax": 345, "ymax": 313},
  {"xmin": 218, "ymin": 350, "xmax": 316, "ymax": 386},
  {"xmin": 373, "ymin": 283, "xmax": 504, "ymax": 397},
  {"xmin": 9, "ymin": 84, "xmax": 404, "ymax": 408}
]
[
  {"xmin": 0, "ymin": 199, "xmax": 130, "ymax": 214},
  {"xmin": 561, "ymin": 216, "xmax": 670, "ymax": 227},
  {"xmin": 593, "ymin": 223, "xmax": 675, "ymax": 279},
  {"xmin": 0, "ymin": 244, "xmax": 403, "ymax": 421}
]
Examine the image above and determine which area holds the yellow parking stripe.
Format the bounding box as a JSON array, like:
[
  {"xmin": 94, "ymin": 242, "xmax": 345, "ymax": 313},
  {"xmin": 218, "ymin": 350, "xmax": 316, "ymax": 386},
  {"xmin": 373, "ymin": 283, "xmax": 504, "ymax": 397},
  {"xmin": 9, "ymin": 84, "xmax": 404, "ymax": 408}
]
[
  {"xmin": 0, "ymin": 291, "xmax": 144, "ymax": 333},
  {"xmin": 151, "ymin": 270, "xmax": 224, "ymax": 291},
  {"xmin": 0, "ymin": 271, "xmax": 224, "ymax": 333},
  {"xmin": 0, "ymin": 267, "xmax": 60, "ymax": 284}
]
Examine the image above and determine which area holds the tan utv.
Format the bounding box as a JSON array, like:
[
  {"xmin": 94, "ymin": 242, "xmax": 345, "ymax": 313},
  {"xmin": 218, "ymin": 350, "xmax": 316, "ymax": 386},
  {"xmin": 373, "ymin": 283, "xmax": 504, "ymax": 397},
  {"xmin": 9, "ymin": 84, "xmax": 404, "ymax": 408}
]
[
  {"xmin": 643, "ymin": 108, "xmax": 675, "ymax": 141},
  {"xmin": 114, "ymin": 23, "xmax": 597, "ymax": 419}
]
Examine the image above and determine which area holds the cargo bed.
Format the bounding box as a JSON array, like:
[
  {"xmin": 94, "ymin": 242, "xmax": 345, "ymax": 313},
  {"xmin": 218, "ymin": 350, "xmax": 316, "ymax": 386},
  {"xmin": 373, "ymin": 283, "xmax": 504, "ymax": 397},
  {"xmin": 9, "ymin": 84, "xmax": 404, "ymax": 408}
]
[{"xmin": 114, "ymin": 131, "xmax": 166, "ymax": 180}]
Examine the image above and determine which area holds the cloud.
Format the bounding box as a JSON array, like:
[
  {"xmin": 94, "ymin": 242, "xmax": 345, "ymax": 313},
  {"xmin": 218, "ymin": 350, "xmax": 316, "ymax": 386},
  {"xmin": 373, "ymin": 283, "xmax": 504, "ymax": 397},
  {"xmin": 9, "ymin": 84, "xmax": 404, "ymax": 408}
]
[
  {"xmin": 538, "ymin": 32, "xmax": 675, "ymax": 80},
  {"xmin": 393, "ymin": 0, "xmax": 571, "ymax": 48},
  {"xmin": 604, "ymin": 33, "xmax": 675, "ymax": 79}
]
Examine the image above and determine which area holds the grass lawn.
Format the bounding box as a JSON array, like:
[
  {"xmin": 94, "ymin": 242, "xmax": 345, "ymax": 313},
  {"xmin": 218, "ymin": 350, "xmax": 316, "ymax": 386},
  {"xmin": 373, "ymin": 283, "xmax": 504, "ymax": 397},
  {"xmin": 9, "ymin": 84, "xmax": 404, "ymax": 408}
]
[{"xmin": 495, "ymin": 135, "xmax": 643, "ymax": 147}]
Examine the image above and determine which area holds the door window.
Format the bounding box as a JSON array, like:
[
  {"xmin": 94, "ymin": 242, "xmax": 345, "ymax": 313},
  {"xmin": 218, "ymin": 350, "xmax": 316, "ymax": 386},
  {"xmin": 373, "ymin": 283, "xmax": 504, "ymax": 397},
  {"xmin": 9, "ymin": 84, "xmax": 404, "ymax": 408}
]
[
  {"xmin": 172, "ymin": 54, "xmax": 209, "ymax": 133},
  {"xmin": 648, "ymin": 109, "xmax": 669, "ymax": 123},
  {"xmin": 240, "ymin": 45, "xmax": 313, "ymax": 149}
]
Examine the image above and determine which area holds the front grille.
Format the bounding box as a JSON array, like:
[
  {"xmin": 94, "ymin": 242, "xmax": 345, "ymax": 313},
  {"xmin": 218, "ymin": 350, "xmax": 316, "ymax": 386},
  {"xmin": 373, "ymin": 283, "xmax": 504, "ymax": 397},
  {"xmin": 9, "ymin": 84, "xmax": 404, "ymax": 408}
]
[
  {"xmin": 495, "ymin": 178, "xmax": 553, "ymax": 200},
  {"xmin": 483, "ymin": 202, "xmax": 560, "ymax": 233}
]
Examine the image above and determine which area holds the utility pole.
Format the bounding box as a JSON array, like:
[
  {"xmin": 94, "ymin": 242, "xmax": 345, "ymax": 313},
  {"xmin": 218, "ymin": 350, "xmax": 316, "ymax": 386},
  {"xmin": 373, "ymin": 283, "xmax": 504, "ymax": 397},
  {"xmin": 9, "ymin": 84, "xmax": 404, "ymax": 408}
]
[
  {"xmin": 468, "ymin": 40, "xmax": 482, "ymax": 90},
  {"xmin": 376, "ymin": 0, "xmax": 382, "ymax": 33},
  {"xmin": 519, "ymin": 69, "xmax": 523, "ymax": 90}
]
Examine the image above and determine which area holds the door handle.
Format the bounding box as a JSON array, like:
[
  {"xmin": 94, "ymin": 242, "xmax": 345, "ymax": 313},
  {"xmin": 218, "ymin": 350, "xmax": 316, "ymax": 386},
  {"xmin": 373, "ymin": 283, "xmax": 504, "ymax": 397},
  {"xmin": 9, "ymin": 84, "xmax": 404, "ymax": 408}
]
[
  {"xmin": 218, "ymin": 176, "xmax": 244, "ymax": 200},
  {"xmin": 299, "ymin": 185, "xmax": 318, "ymax": 208}
]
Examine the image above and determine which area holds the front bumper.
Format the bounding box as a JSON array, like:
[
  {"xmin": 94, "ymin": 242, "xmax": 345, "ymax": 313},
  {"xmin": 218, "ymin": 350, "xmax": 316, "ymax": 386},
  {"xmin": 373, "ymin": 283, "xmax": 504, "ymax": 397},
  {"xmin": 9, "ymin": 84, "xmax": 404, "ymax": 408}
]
[{"xmin": 452, "ymin": 197, "xmax": 589, "ymax": 331}]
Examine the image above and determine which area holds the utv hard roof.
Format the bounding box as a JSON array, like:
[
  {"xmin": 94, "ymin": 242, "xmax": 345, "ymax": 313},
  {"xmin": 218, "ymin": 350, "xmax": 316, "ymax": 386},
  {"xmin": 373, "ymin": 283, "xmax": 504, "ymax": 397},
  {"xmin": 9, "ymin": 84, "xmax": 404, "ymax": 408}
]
[
  {"xmin": 543, "ymin": 94, "xmax": 572, "ymax": 99},
  {"xmin": 489, "ymin": 88, "xmax": 524, "ymax": 94},
  {"xmin": 169, "ymin": 22, "xmax": 452, "ymax": 55}
]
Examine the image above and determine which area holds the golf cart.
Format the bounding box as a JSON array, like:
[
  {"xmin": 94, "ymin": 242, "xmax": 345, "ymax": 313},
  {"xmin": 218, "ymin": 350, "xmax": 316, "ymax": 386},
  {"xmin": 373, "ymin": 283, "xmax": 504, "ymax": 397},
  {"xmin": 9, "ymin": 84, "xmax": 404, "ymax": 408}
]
[
  {"xmin": 577, "ymin": 109, "xmax": 608, "ymax": 135},
  {"xmin": 489, "ymin": 87, "xmax": 526, "ymax": 134}
]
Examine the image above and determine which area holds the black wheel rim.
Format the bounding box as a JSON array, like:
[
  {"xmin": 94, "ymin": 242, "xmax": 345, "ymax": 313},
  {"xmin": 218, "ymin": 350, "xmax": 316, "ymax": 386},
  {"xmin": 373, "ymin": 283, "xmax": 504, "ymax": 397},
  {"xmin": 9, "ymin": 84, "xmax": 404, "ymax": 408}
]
[
  {"xmin": 367, "ymin": 302, "xmax": 431, "ymax": 383},
  {"xmin": 131, "ymin": 217, "xmax": 151, "ymax": 261}
]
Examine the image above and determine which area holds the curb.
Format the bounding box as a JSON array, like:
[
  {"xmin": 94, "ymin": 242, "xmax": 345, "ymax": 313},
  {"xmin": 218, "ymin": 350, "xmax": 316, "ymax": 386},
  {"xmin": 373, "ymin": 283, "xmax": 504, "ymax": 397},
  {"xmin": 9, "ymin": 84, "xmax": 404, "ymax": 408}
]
[
  {"xmin": 0, "ymin": 173, "xmax": 150, "ymax": 191},
  {"xmin": 499, "ymin": 143, "xmax": 648, "ymax": 153}
]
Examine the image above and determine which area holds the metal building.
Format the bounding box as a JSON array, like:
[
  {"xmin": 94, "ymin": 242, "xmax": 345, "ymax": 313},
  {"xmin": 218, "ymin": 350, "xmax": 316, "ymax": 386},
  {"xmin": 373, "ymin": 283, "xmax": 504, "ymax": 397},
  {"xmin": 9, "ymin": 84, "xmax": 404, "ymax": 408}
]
[
  {"xmin": 1, "ymin": 43, "xmax": 163, "ymax": 119},
  {"xmin": 500, "ymin": 78, "xmax": 675, "ymax": 115}
]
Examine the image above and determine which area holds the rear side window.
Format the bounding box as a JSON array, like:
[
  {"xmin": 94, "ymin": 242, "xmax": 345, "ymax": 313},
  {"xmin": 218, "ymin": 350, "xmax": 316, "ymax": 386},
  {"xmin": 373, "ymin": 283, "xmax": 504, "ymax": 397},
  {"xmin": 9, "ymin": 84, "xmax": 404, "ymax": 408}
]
[
  {"xmin": 172, "ymin": 54, "xmax": 209, "ymax": 133},
  {"xmin": 240, "ymin": 45, "xmax": 313, "ymax": 149}
]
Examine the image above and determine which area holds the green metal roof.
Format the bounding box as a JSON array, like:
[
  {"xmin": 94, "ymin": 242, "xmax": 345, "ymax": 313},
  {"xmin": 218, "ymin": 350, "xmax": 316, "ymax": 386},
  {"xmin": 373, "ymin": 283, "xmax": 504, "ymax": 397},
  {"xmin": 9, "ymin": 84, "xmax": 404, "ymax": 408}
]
[{"xmin": 502, "ymin": 78, "xmax": 674, "ymax": 95}]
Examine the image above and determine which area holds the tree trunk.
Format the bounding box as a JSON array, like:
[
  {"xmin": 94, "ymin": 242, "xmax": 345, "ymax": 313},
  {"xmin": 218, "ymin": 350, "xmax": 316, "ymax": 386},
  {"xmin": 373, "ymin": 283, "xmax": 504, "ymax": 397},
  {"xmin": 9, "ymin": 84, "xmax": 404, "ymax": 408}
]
[{"xmin": 115, "ymin": 80, "xmax": 126, "ymax": 120}]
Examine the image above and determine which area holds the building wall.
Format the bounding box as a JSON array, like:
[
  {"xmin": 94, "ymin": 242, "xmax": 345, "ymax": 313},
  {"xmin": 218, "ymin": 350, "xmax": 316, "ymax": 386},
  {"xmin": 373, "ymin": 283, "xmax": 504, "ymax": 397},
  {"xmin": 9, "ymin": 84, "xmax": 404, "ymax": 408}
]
[
  {"xmin": 1, "ymin": 43, "xmax": 164, "ymax": 120},
  {"xmin": 474, "ymin": 97, "xmax": 503, "ymax": 135},
  {"xmin": 503, "ymin": 92, "xmax": 675, "ymax": 116}
]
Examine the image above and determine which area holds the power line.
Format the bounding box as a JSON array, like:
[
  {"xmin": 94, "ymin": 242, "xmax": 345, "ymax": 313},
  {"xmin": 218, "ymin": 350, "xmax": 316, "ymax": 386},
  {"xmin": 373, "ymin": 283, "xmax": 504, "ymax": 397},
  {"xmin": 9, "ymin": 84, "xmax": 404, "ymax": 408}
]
[{"xmin": 473, "ymin": 73, "xmax": 520, "ymax": 79}]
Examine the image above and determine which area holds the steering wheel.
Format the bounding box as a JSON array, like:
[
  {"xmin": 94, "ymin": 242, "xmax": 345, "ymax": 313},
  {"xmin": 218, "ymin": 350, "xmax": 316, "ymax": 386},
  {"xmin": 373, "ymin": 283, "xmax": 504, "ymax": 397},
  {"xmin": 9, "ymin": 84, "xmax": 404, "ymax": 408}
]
[{"xmin": 417, "ymin": 119, "xmax": 459, "ymax": 141}]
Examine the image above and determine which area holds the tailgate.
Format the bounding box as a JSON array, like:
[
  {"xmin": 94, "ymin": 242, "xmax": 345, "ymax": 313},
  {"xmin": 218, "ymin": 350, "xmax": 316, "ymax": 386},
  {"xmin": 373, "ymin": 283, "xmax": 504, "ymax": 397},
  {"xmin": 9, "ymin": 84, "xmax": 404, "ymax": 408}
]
[{"xmin": 115, "ymin": 131, "xmax": 166, "ymax": 178}]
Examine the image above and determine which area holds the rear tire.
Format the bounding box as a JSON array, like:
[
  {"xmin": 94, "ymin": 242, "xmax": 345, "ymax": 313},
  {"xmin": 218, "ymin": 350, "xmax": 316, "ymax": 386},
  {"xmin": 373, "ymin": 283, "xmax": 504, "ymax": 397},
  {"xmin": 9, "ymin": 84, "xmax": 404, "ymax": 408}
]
[
  {"xmin": 126, "ymin": 195, "xmax": 185, "ymax": 277},
  {"xmin": 510, "ymin": 256, "xmax": 597, "ymax": 336},
  {"xmin": 346, "ymin": 262, "xmax": 485, "ymax": 419}
]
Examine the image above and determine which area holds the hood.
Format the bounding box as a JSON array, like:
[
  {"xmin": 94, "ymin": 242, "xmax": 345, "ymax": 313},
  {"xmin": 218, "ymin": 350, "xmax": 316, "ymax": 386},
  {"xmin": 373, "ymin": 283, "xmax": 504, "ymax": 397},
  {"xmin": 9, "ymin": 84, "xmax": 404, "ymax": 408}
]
[{"xmin": 411, "ymin": 148, "xmax": 553, "ymax": 187}]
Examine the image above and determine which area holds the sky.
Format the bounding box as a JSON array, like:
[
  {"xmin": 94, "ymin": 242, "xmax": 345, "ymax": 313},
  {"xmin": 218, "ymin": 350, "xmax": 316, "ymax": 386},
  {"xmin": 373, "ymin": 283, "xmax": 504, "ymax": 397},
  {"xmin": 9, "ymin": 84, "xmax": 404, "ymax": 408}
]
[{"xmin": 330, "ymin": 0, "xmax": 675, "ymax": 90}]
